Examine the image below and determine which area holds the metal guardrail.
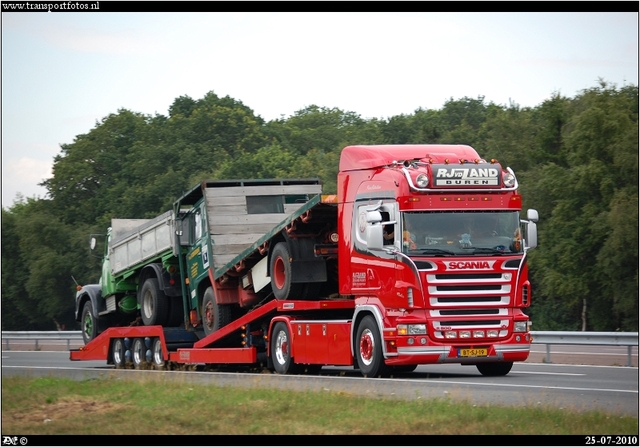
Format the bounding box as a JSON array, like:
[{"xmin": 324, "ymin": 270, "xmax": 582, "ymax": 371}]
[
  {"xmin": 1, "ymin": 331, "xmax": 82, "ymax": 351},
  {"xmin": 531, "ymin": 331, "xmax": 639, "ymax": 367},
  {"xmin": 1, "ymin": 330, "xmax": 638, "ymax": 366}
]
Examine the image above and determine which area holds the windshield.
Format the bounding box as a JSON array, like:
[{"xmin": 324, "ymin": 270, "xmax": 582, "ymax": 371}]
[{"xmin": 401, "ymin": 211, "xmax": 523, "ymax": 255}]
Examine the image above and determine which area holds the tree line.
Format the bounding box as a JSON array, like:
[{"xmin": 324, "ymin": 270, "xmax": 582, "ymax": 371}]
[{"xmin": 2, "ymin": 80, "xmax": 637, "ymax": 332}]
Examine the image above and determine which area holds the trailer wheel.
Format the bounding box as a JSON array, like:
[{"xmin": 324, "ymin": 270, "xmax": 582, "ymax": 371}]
[
  {"xmin": 270, "ymin": 242, "xmax": 303, "ymax": 300},
  {"xmin": 132, "ymin": 338, "xmax": 146, "ymax": 368},
  {"xmin": 271, "ymin": 322, "xmax": 300, "ymax": 374},
  {"xmin": 152, "ymin": 338, "xmax": 165, "ymax": 369},
  {"xmin": 476, "ymin": 361, "xmax": 513, "ymax": 376},
  {"xmin": 140, "ymin": 278, "xmax": 169, "ymax": 327},
  {"xmin": 201, "ymin": 287, "xmax": 233, "ymax": 337},
  {"xmin": 81, "ymin": 301, "xmax": 97, "ymax": 345},
  {"xmin": 112, "ymin": 338, "xmax": 125, "ymax": 368},
  {"xmin": 356, "ymin": 315, "xmax": 388, "ymax": 377}
]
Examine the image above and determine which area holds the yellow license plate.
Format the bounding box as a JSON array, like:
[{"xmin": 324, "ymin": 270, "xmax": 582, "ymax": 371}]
[{"xmin": 458, "ymin": 348, "xmax": 488, "ymax": 357}]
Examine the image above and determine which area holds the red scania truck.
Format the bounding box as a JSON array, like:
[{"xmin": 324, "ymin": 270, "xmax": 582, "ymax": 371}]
[{"xmin": 71, "ymin": 144, "xmax": 539, "ymax": 377}]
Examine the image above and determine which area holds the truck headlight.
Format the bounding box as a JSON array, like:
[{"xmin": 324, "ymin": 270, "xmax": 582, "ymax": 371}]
[
  {"xmin": 514, "ymin": 321, "xmax": 528, "ymax": 333},
  {"xmin": 397, "ymin": 324, "xmax": 427, "ymax": 335},
  {"xmin": 416, "ymin": 174, "xmax": 429, "ymax": 188},
  {"xmin": 503, "ymin": 171, "xmax": 516, "ymax": 187}
]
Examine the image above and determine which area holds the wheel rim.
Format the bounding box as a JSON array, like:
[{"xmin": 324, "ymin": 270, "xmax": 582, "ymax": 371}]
[
  {"xmin": 133, "ymin": 339, "xmax": 143, "ymax": 365},
  {"xmin": 153, "ymin": 339, "xmax": 164, "ymax": 366},
  {"xmin": 203, "ymin": 300, "xmax": 214, "ymax": 331},
  {"xmin": 273, "ymin": 256, "xmax": 286, "ymax": 290},
  {"xmin": 113, "ymin": 339, "xmax": 123, "ymax": 365},
  {"xmin": 83, "ymin": 312, "xmax": 93, "ymax": 339},
  {"xmin": 143, "ymin": 290, "xmax": 154, "ymax": 319},
  {"xmin": 359, "ymin": 329, "xmax": 374, "ymax": 366},
  {"xmin": 274, "ymin": 330, "xmax": 289, "ymax": 365}
]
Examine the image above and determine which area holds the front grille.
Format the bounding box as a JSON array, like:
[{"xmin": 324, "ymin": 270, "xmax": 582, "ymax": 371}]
[{"xmin": 435, "ymin": 273, "xmax": 502, "ymax": 280}]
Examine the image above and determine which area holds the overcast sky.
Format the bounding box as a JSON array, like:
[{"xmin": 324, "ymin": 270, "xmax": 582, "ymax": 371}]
[{"xmin": 1, "ymin": 10, "xmax": 637, "ymax": 208}]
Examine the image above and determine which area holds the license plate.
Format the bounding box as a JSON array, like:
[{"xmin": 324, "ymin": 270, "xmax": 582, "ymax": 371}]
[{"xmin": 458, "ymin": 348, "xmax": 488, "ymax": 357}]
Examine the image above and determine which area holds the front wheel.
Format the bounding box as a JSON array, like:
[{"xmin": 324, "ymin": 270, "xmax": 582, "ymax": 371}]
[
  {"xmin": 476, "ymin": 362, "xmax": 513, "ymax": 376},
  {"xmin": 271, "ymin": 322, "xmax": 300, "ymax": 374},
  {"xmin": 81, "ymin": 301, "xmax": 97, "ymax": 345},
  {"xmin": 201, "ymin": 287, "xmax": 233, "ymax": 338},
  {"xmin": 355, "ymin": 315, "xmax": 388, "ymax": 378}
]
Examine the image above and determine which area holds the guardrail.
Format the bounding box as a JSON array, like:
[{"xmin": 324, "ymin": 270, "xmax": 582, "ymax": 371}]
[
  {"xmin": 531, "ymin": 331, "xmax": 638, "ymax": 367},
  {"xmin": 1, "ymin": 330, "xmax": 638, "ymax": 366},
  {"xmin": 1, "ymin": 331, "xmax": 82, "ymax": 351}
]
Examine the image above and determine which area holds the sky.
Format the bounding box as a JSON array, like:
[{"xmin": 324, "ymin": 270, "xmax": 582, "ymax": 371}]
[{"xmin": 1, "ymin": 10, "xmax": 638, "ymax": 208}]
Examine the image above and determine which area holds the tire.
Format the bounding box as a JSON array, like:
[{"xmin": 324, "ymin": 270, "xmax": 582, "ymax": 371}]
[
  {"xmin": 476, "ymin": 362, "xmax": 513, "ymax": 376},
  {"xmin": 201, "ymin": 287, "xmax": 233, "ymax": 337},
  {"xmin": 152, "ymin": 338, "xmax": 165, "ymax": 369},
  {"xmin": 270, "ymin": 242, "xmax": 303, "ymax": 300},
  {"xmin": 355, "ymin": 315, "xmax": 388, "ymax": 377},
  {"xmin": 132, "ymin": 338, "xmax": 147, "ymax": 368},
  {"xmin": 140, "ymin": 278, "xmax": 169, "ymax": 327},
  {"xmin": 81, "ymin": 301, "xmax": 98, "ymax": 345},
  {"xmin": 271, "ymin": 322, "xmax": 300, "ymax": 374},
  {"xmin": 112, "ymin": 338, "xmax": 125, "ymax": 368}
]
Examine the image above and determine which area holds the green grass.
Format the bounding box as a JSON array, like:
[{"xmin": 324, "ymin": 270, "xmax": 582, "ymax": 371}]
[{"xmin": 1, "ymin": 376, "xmax": 637, "ymax": 435}]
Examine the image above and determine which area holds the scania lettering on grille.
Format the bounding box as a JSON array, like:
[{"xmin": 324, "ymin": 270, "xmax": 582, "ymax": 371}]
[{"xmin": 445, "ymin": 260, "xmax": 495, "ymax": 270}]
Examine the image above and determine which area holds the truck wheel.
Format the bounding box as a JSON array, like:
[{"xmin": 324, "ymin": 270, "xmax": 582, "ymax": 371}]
[
  {"xmin": 140, "ymin": 278, "xmax": 169, "ymax": 327},
  {"xmin": 476, "ymin": 362, "xmax": 513, "ymax": 376},
  {"xmin": 201, "ymin": 287, "xmax": 233, "ymax": 337},
  {"xmin": 81, "ymin": 301, "xmax": 98, "ymax": 345},
  {"xmin": 271, "ymin": 322, "xmax": 300, "ymax": 374},
  {"xmin": 270, "ymin": 242, "xmax": 303, "ymax": 300},
  {"xmin": 356, "ymin": 315, "xmax": 388, "ymax": 377},
  {"xmin": 132, "ymin": 338, "xmax": 146, "ymax": 368},
  {"xmin": 112, "ymin": 338, "xmax": 125, "ymax": 368},
  {"xmin": 152, "ymin": 338, "xmax": 165, "ymax": 369}
]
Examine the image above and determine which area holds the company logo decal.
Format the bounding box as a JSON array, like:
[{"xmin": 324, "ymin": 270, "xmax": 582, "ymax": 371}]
[
  {"xmin": 434, "ymin": 165, "xmax": 499, "ymax": 186},
  {"xmin": 444, "ymin": 260, "xmax": 496, "ymax": 270}
]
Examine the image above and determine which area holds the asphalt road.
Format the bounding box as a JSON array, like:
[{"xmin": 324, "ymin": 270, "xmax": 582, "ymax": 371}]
[{"xmin": 2, "ymin": 350, "xmax": 638, "ymax": 417}]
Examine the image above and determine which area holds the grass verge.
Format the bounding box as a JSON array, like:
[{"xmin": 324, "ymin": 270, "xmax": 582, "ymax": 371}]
[{"xmin": 1, "ymin": 375, "xmax": 637, "ymax": 435}]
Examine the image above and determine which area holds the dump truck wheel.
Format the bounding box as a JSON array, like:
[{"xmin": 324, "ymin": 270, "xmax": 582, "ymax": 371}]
[
  {"xmin": 140, "ymin": 278, "xmax": 169, "ymax": 326},
  {"xmin": 81, "ymin": 301, "xmax": 97, "ymax": 345},
  {"xmin": 356, "ymin": 315, "xmax": 388, "ymax": 378},
  {"xmin": 270, "ymin": 242, "xmax": 303, "ymax": 299},
  {"xmin": 201, "ymin": 287, "xmax": 233, "ymax": 337},
  {"xmin": 271, "ymin": 322, "xmax": 300, "ymax": 374},
  {"xmin": 476, "ymin": 362, "xmax": 513, "ymax": 376}
]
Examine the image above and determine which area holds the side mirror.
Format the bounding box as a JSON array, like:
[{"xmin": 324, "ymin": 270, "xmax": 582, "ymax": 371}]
[
  {"xmin": 366, "ymin": 224, "xmax": 384, "ymax": 251},
  {"xmin": 526, "ymin": 221, "xmax": 537, "ymax": 249},
  {"xmin": 90, "ymin": 237, "xmax": 97, "ymax": 251},
  {"xmin": 527, "ymin": 209, "xmax": 539, "ymax": 223}
]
